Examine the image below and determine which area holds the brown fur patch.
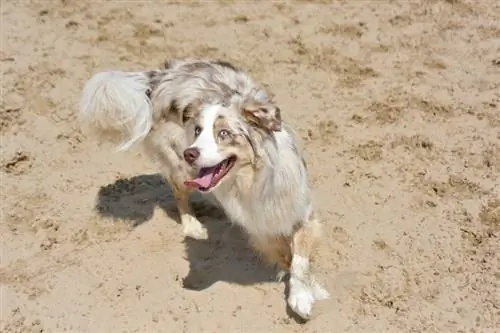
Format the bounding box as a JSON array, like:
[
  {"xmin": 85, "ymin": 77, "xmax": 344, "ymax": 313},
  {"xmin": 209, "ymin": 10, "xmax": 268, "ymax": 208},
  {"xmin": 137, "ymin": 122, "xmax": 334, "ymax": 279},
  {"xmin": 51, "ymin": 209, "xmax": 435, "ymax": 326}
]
[
  {"xmin": 250, "ymin": 234, "xmax": 292, "ymax": 271},
  {"xmin": 291, "ymin": 213, "xmax": 322, "ymax": 264},
  {"xmin": 242, "ymin": 100, "xmax": 282, "ymax": 132}
]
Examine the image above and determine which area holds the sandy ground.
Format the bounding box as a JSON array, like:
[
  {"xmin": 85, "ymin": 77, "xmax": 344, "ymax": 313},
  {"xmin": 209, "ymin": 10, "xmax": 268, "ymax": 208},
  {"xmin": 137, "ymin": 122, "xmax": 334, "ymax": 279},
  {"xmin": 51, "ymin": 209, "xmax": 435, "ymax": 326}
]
[{"xmin": 1, "ymin": 0, "xmax": 500, "ymax": 332}]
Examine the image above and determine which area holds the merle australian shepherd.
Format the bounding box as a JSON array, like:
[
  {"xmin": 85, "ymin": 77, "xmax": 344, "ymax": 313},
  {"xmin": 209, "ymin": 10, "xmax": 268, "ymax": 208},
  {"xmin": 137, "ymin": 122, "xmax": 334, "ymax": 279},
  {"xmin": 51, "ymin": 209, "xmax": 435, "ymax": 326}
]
[{"xmin": 79, "ymin": 58, "xmax": 329, "ymax": 319}]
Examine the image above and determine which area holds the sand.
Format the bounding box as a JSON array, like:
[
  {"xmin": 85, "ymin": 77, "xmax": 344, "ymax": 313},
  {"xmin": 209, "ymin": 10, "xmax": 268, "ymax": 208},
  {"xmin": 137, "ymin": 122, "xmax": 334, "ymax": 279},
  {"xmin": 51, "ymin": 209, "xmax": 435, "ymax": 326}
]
[{"xmin": 1, "ymin": 0, "xmax": 499, "ymax": 332}]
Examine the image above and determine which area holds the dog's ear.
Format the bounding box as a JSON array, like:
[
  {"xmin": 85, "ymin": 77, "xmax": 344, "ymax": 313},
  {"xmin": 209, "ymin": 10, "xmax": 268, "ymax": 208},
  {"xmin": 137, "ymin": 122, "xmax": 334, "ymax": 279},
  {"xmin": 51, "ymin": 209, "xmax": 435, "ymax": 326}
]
[{"xmin": 242, "ymin": 101, "xmax": 282, "ymax": 132}]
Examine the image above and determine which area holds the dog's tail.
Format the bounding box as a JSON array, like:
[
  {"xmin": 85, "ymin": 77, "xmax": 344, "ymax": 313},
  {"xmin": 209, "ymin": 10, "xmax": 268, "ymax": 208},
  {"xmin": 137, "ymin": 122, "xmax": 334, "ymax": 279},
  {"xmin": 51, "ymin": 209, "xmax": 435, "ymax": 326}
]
[{"xmin": 79, "ymin": 70, "xmax": 154, "ymax": 151}]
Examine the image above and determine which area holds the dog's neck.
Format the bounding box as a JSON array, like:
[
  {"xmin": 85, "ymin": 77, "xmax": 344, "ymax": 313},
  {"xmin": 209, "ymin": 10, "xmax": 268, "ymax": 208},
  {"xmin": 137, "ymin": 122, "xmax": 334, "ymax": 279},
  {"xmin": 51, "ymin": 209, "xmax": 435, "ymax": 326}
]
[
  {"xmin": 213, "ymin": 161, "xmax": 267, "ymax": 199},
  {"xmin": 211, "ymin": 127, "xmax": 311, "ymax": 235},
  {"xmin": 214, "ymin": 128, "xmax": 304, "ymax": 200}
]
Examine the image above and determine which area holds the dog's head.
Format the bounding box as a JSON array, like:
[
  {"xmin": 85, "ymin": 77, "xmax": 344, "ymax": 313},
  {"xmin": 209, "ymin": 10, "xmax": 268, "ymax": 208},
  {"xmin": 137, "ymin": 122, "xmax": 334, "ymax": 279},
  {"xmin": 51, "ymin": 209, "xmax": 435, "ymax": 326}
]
[{"xmin": 182, "ymin": 100, "xmax": 281, "ymax": 192}]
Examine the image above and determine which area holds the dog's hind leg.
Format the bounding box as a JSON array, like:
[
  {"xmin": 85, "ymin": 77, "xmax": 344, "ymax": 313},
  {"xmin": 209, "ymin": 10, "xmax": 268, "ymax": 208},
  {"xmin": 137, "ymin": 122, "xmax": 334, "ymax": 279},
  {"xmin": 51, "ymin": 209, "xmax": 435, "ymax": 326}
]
[
  {"xmin": 172, "ymin": 184, "xmax": 208, "ymax": 240},
  {"xmin": 287, "ymin": 211, "xmax": 329, "ymax": 320},
  {"xmin": 249, "ymin": 234, "xmax": 292, "ymax": 280}
]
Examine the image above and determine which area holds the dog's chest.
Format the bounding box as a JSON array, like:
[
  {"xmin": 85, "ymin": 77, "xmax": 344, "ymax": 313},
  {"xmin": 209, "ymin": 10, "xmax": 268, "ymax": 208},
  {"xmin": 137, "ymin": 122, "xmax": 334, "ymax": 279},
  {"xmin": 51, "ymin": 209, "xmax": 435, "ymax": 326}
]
[{"xmin": 215, "ymin": 190, "xmax": 307, "ymax": 236}]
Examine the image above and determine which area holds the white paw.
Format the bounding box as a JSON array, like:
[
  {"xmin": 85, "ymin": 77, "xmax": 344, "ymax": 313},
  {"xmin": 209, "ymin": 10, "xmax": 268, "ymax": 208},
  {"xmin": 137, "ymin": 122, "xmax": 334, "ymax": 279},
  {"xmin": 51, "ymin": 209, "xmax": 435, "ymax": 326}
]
[
  {"xmin": 182, "ymin": 217, "xmax": 208, "ymax": 240},
  {"xmin": 288, "ymin": 278, "xmax": 315, "ymax": 320},
  {"xmin": 311, "ymin": 280, "xmax": 330, "ymax": 301}
]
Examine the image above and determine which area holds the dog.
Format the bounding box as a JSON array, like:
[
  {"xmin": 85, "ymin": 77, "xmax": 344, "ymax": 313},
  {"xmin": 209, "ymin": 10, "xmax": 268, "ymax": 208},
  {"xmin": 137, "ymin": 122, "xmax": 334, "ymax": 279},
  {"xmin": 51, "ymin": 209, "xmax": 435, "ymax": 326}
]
[{"xmin": 79, "ymin": 58, "xmax": 329, "ymax": 319}]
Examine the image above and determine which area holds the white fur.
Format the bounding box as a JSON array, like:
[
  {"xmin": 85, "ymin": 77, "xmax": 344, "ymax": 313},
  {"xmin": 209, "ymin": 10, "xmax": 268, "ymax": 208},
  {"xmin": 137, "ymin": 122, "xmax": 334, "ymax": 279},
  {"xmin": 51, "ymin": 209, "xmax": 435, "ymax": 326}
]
[
  {"xmin": 254, "ymin": 89, "xmax": 269, "ymax": 102},
  {"xmin": 79, "ymin": 71, "xmax": 153, "ymax": 151},
  {"xmin": 182, "ymin": 214, "xmax": 208, "ymax": 240},
  {"xmin": 214, "ymin": 127, "xmax": 311, "ymax": 236},
  {"xmin": 288, "ymin": 276, "xmax": 316, "ymax": 319},
  {"xmin": 189, "ymin": 104, "xmax": 225, "ymax": 167},
  {"xmin": 288, "ymin": 255, "xmax": 330, "ymax": 319},
  {"xmin": 291, "ymin": 255, "xmax": 310, "ymax": 279},
  {"xmin": 206, "ymin": 120, "xmax": 329, "ymax": 320}
]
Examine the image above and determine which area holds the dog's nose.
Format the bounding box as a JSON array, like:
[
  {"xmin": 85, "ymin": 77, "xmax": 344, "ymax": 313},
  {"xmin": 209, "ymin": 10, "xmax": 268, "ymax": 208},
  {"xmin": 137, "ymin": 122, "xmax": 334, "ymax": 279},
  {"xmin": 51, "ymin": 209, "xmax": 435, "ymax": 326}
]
[{"xmin": 184, "ymin": 147, "xmax": 200, "ymax": 165}]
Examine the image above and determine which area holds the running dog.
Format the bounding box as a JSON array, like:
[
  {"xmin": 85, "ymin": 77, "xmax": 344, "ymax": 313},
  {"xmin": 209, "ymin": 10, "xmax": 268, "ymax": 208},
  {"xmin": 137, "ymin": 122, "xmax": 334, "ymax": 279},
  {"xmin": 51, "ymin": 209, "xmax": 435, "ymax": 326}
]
[{"xmin": 79, "ymin": 58, "xmax": 329, "ymax": 319}]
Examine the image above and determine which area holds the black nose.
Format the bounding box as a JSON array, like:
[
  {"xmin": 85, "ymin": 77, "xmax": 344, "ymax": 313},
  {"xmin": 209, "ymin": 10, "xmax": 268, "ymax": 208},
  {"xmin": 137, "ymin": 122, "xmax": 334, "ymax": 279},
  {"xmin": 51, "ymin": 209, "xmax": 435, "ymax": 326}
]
[{"xmin": 184, "ymin": 147, "xmax": 200, "ymax": 165}]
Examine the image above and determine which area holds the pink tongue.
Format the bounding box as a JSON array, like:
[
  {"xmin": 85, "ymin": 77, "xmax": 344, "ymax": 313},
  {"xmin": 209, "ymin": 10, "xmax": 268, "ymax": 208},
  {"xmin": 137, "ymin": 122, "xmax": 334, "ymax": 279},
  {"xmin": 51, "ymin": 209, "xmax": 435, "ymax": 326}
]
[{"xmin": 185, "ymin": 166, "xmax": 217, "ymax": 189}]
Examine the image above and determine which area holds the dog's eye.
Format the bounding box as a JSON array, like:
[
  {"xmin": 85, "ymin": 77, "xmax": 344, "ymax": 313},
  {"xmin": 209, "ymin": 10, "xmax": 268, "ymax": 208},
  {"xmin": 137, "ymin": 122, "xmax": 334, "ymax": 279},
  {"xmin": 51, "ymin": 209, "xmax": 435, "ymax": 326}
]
[
  {"xmin": 219, "ymin": 129, "xmax": 230, "ymax": 138},
  {"xmin": 194, "ymin": 126, "xmax": 202, "ymax": 137}
]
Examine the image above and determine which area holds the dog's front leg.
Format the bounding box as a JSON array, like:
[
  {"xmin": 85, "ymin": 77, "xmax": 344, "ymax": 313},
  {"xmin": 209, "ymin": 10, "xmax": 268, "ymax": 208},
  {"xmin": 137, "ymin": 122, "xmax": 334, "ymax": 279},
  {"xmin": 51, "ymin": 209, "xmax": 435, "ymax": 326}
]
[
  {"xmin": 287, "ymin": 213, "xmax": 329, "ymax": 320},
  {"xmin": 173, "ymin": 185, "xmax": 208, "ymax": 240}
]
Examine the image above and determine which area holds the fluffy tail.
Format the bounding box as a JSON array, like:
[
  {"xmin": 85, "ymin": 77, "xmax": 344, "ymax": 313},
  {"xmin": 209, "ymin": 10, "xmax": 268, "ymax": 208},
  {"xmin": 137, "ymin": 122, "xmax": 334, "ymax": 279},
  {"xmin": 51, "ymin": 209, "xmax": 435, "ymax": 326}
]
[{"xmin": 79, "ymin": 70, "xmax": 153, "ymax": 151}]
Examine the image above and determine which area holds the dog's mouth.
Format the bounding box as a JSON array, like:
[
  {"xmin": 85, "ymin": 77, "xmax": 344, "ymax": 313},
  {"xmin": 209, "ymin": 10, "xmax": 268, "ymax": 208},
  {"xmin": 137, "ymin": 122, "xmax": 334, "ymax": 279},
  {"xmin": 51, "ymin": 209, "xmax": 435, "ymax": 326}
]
[{"xmin": 184, "ymin": 156, "xmax": 237, "ymax": 192}]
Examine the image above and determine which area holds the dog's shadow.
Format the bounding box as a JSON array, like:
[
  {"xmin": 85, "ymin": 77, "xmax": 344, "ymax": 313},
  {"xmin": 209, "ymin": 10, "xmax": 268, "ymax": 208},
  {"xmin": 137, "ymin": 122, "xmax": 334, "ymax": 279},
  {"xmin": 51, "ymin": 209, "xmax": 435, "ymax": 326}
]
[{"xmin": 95, "ymin": 173, "xmax": 278, "ymax": 290}]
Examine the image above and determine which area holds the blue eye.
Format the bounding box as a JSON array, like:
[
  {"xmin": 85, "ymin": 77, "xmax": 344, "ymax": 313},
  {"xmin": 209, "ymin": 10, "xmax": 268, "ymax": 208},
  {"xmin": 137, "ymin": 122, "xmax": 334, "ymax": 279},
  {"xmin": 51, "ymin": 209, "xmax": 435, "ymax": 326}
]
[{"xmin": 219, "ymin": 129, "xmax": 230, "ymax": 138}]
